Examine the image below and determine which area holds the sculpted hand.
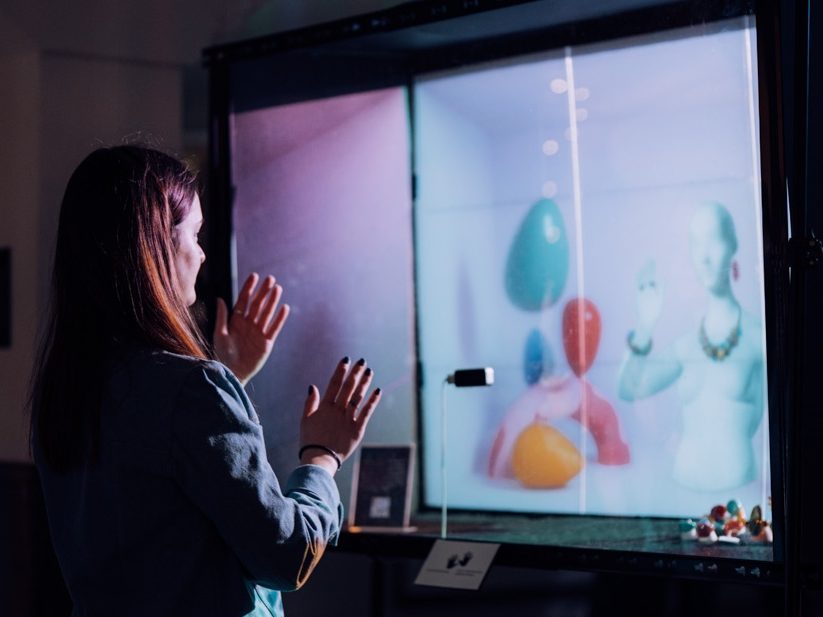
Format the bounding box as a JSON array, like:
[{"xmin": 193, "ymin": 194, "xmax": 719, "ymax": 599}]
[
  {"xmin": 635, "ymin": 259, "xmax": 663, "ymax": 339},
  {"xmin": 214, "ymin": 273, "xmax": 290, "ymax": 385},
  {"xmin": 299, "ymin": 357, "xmax": 382, "ymax": 475}
]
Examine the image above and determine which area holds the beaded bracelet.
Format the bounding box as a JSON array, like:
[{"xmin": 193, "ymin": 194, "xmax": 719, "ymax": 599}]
[
  {"xmin": 627, "ymin": 330, "xmax": 653, "ymax": 356},
  {"xmin": 298, "ymin": 444, "xmax": 343, "ymax": 471}
]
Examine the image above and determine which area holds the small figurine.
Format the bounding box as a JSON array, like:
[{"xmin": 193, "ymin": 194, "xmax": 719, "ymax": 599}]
[
  {"xmin": 723, "ymin": 517, "xmax": 747, "ymax": 537},
  {"xmin": 679, "ymin": 519, "xmax": 697, "ymax": 540},
  {"xmin": 709, "ymin": 504, "xmax": 728, "ymax": 522},
  {"xmin": 726, "ymin": 499, "xmax": 746, "ymax": 522},
  {"xmin": 744, "ymin": 504, "xmax": 774, "ymax": 544},
  {"xmin": 708, "ymin": 503, "xmax": 729, "ymax": 536},
  {"xmin": 696, "ymin": 518, "xmax": 718, "ymax": 544},
  {"xmin": 750, "ymin": 522, "xmax": 773, "ymax": 543},
  {"xmin": 679, "ymin": 499, "xmax": 772, "ymax": 545},
  {"xmin": 746, "ymin": 505, "xmax": 763, "ymax": 532}
]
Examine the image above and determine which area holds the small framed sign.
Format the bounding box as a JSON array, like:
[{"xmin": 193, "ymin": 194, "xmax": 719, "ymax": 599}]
[{"xmin": 349, "ymin": 444, "xmax": 415, "ymax": 531}]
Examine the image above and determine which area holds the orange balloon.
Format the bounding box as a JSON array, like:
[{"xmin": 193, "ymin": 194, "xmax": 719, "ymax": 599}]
[
  {"xmin": 562, "ymin": 297, "xmax": 601, "ymax": 377},
  {"xmin": 511, "ymin": 422, "xmax": 583, "ymax": 488}
]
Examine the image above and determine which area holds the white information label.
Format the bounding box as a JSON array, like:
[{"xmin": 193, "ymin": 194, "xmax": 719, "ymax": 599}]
[{"xmin": 414, "ymin": 540, "xmax": 500, "ymax": 590}]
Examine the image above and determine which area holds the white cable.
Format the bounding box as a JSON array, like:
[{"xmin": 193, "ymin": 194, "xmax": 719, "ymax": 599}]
[{"xmin": 441, "ymin": 377, "xmax": 449, "ymax": 539}]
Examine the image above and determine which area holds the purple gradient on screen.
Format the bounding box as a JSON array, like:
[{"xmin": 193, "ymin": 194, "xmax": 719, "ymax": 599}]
[{"xmin": 230, "ymin": 88, "xmax": 414, "ymax": 488}]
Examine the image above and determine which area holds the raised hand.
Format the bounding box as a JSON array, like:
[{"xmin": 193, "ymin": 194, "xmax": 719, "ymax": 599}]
[
  {"xmin": 635, "ymin": 259, "xmax": 664, "ymax": 337},
  {"xmin": 213, "ymin": 273, "xmax": 290, "ymax": 385},
  {"xmin": 299, "ymin": 357, "xmax": 382, "ymax": 474}
]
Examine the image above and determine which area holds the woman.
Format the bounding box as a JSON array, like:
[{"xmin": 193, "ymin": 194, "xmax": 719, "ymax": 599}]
[{"xmin": 29, "ymin": 145, "xmax": 381, "ymax": 616}]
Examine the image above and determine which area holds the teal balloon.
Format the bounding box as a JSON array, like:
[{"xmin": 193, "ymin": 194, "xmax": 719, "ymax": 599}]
[{"xmin": 505, "ymin": 199, "xmax": 569, "ymax": 310}]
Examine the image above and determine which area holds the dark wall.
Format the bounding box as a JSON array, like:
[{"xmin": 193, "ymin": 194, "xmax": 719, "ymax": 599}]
[{"xmin": 0, "ymin": 463, "xmax": 71, "ymax": 616}]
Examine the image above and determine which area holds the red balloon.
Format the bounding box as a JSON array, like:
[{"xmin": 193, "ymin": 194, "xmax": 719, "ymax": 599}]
[{"xmin": 562, "ymin": 298, "xmax": 601, "ymax": 377}]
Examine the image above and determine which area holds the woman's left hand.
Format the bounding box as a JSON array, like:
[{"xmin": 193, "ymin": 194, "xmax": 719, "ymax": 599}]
[{"xmin": 213, "ymin": 273, "xmax": 290, "ymax": 385}]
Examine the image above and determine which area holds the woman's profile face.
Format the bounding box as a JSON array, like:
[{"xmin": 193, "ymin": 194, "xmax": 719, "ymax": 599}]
[{"xmin": 174, "ymin": 194, "xmax": 205, "ymax": 306}]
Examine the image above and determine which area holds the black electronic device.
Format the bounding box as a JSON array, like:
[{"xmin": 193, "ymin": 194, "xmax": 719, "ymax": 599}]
[{"xmin": 447, "ymin": 369, "xmax": 494, "ymax": 387}]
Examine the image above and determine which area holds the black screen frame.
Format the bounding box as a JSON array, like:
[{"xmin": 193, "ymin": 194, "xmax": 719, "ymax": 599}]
[{"xmin": 204, "ymin": 0, "xmax": 793, "ymax": 584}]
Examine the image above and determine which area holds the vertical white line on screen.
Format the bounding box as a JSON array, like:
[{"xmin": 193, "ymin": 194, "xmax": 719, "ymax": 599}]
[
  {"xmin": 565, "ymin": 47, "xmax": 586, "ymax": 514},
  {"xmin": 744, "ymin": 18, "xmax": 770, "ymax": 515}
]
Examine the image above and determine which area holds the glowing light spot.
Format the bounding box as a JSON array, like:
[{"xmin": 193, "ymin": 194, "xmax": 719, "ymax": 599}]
[
  {"xmin": 576, "ymin": 108, "xmax": 589, "ymax": 122},
  {"xmin": 541, "ymin": 139, "xmax": 559, "ymax": 156},
  {"xmin": 541, "ymin": 180, "xmax": 558, "ymax": 198},
  {"xmin": 543, "ymin": 215, "xmax": 561, "ymax": 244},
  {"xmin": 575, "ymin": 87, "xmax": 590, "ymax": 101},
  {"xmin": 550, "ymin": 78, "xmax": 568, "ymax": 94}
]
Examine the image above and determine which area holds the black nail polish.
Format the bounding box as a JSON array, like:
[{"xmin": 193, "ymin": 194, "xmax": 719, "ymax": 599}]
[
  {"xmin": 365, "ymin": 368, "xmax": 373, "ymax": 377},
  {"xmin": 307, "ymin": 386, "xmax": 313, "ymax": 395},
  {"xmin": 374, "ymin": 388, "xmax": 382, "ymax": 396},
  {"xmin": 355, "ymin": 358, "xmax": 365, "ymax": 367},
  {"xmin": 341, "ymin": 356, "xmax": 350, "ymax": 364}
]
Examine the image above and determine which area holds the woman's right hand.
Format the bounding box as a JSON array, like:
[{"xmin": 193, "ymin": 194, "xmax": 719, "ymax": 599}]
[{"xmin": 299, "ymin": 357, "xmax": 382, "ymax": 474}]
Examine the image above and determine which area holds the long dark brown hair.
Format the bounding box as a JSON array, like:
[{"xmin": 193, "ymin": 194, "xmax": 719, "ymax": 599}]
[{"xmin": 29, "ymin": 145, "xmax": 210, "ymax": 471}]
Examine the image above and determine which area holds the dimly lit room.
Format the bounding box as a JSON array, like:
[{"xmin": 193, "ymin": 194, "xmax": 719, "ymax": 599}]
[{"xmin": 1, "ymin": 1, "xmax": 821, "ymax": 616}]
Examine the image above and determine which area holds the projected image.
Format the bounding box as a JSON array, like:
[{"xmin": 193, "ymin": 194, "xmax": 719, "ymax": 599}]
[{"xmin": 415, "ymin": 17, "xmax": 769, "ymax": 518}]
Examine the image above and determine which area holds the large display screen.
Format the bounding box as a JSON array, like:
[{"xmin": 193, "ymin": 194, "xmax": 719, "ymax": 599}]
[
  {"xmin": 228, "ymin": 15, "xmax": 771, "ymax": 522},
  {"xmin": 415, "ymin": 17, "xmax": 770, "ymax": 517}
]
